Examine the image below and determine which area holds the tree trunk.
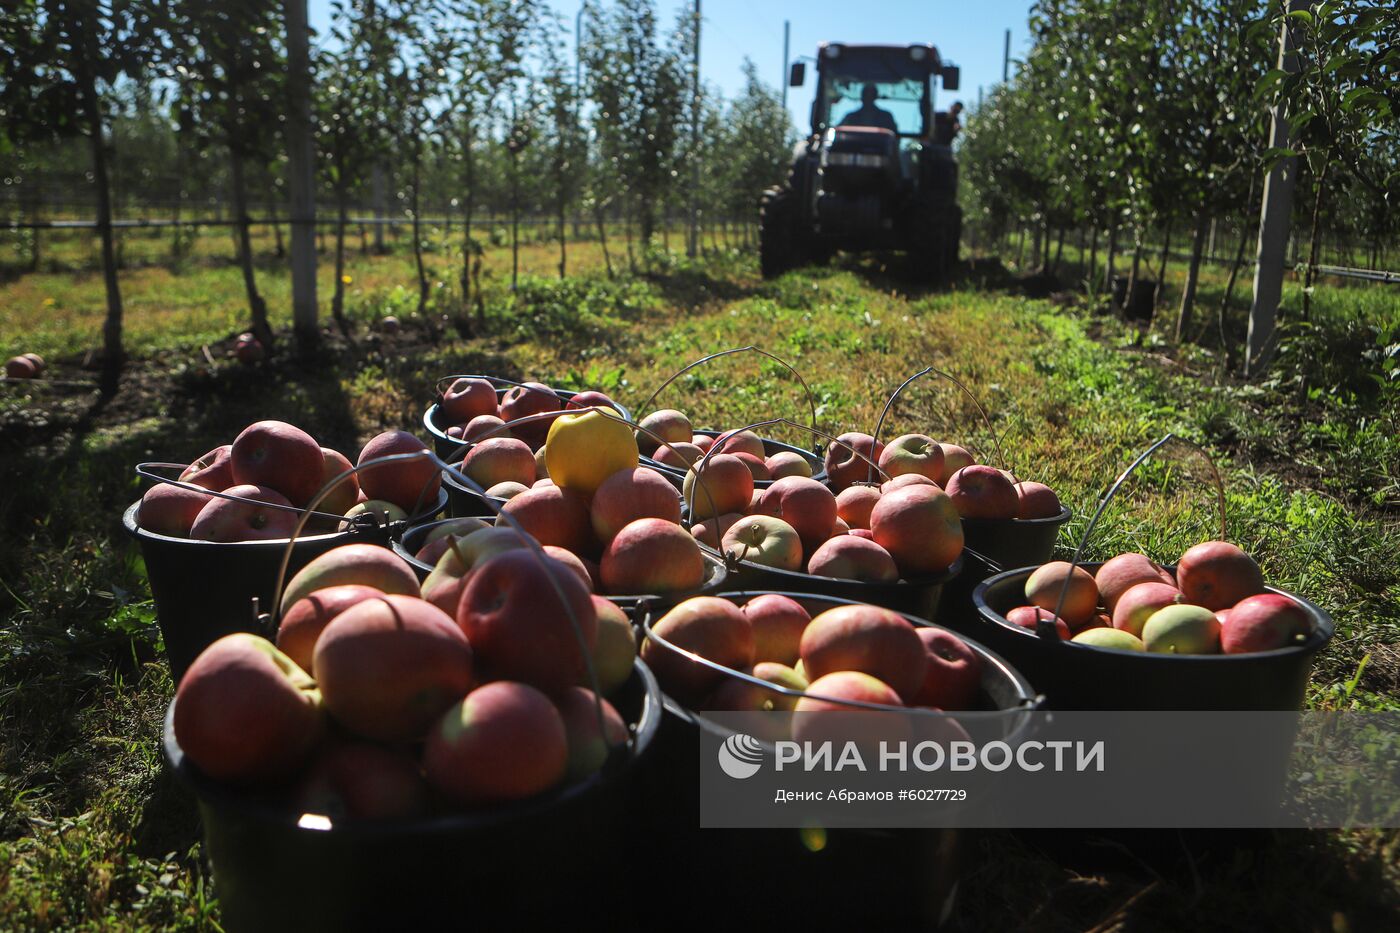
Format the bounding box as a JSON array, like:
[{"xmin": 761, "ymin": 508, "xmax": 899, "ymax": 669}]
[
  {"xmin": 1152, "ymin": 219, "xmax": 1173, "ymax": 309},
  {"xmin": 1175, "ymin": 212, "xmax": 1209, "ymax": 343},
  {"xmin": 1302, "ymin": 160, "xmax": 1328, "ymax": 320},
  {"xmin": 359, "ymin": 223, "xmax": 368, "ymax": 255},
  {"xmin": 623, "ymin": 205, "xmax": 636, "ymax": 274},
  {"xmin": 1124, "ymin": 229, "xmax": 1144, "ymax": 319},
  {"xmin": 230, "ymin": 149, "xmax": 273, "ymax": 348},
  {"xmin": 594, "ymin": 201, "xmax": 614, "ymax": 278},
  {"xmin": 331, "ymin": 180, "xmax": 352, "ymax": 338},
  {"xmin": 272, "ymin": 207, "xmax": 286, "ymax": 259},
  {"xmin": 372, "ymin": 162, "xmax": 387, "ymax": 254},
  {"xmin": 409, "ymin": 143, "xmax": 431, "ymax": 332},
  {"xmin": 557, "ymin": 172, "xmax": 567, "ymax": 279},
  {"xmin": 1087, "ymin": 225, "xmax": 1099, "ymax": 294},
  {"xmin": 509, "ymin": 147, "xmax": 520, "ymax": 290},
  {"xmin": 1052, "ymin": 226, "xmax": 1065, "ymax": 275},
  {"xmin": 461, "ymin": 117, "xmax": 475, "ymax": 312},
  {"xmin": 81, "ymin": 69, "xmax": 125, "ymax": 397},
  {"xmin": 1015, "ymin": 226, "xmax": 1027, "ymax": 269}
]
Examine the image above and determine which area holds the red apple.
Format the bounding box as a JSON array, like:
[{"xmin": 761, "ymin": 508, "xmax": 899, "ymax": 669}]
[
  {"xmin": 173, "ymin": 633, "xmax": 322, "ymax": 784},
  {"xmin": 683, "ymin": 453, "xmax": 754, "ymax": 520},
  {"xmin": 484, "ymin": 481, "xmax": 529, "ymax": 500},
  {"xmin": 424, "ymin": 681, "xmax": 567, "ymax": 804},
  {"xmin": 654, "ymin": 441, "xmax": 704, "ymax": 470},
  {"xmin": 179, "ymin": 445, "xmax": 235, "ymax": 491},
  {"xmin": 1221, "ymin": 593, "xmax": 1313, "ymax": 653},
  {"xmin": 732, "ymin": 451, "xmax": 772, "ymax": 482},
  {"xmin": 935, "ymin": 444, "xmax": 975, "ymax": 485},
  {"xmin": 590, "ymin": 467, "xmax": 683, "ymax": 544},
  {"xmin": 459, "ymin": 437, "xmax": 536, "ymax": 489},
  {"xmin": 1176, "ymin": 541, "xmax": 1266, "ymax": 611},
  {"xmin": 583, "ymin": 596, "xmax": 637, "ymax": 695},
  {"xmin": 756, "ymin": 476, "xmax": 838, "ymax": 550},
  {"xmin": 799, "ymin": 604, "xmax": 927, "ymax": 702},
  {"xmin": 458, "ymin": 549, "xmax": 597, "ymax": 693},
  {"xmin": 542, "ymin": 545, "xmax": 594, "ymax": 592},
  {"xmin": 6, "ymin": 355, "xmax": 38, "ymax": 378},
  {"xmin": 741, "ymin": 594, "xmax": 811, "ymax": 666},
  {"xmin": 316, "ymin": 448, "xmax": 361, "ymax": 515},
  {"xmin": 869, "ymin": 485, "xmax": 964, "ymax": 577},
  {"xmin": 690, "ymin": 511, "xmax": 744, "ymax": 548},
  {"xmin": 499, "ymin": 484, "xmax": 596, "ymax": 555},
  {"xmin": 945, "ymin": 465, "xmax": 1019, "ymax": 520},
  {"xmin": 280, "ymin": 542, "xmax": 421, "ymax": 613},
  {"xmin": 277, "ymin": 584, "xmax": 384, "ymax": 674},
  {"xmin": 910, "ymin": 628, "xmax": 983, "ymax": 711},
  {"xmin": 806, "ymin": 536, "xmax": 899, "ymax": 583},
  {"xmin": 766, "ymin": 450, "xmax": 813, "ymax": 479},
  {"xmin": 556, "ymin": 687, "xmax": 628, "ymax": 780},
  {"xmin": 231, "ymin": 420, "xmax": 325, "ymax": 507},
  {"xmin": 713, "ymin": 429, "xmax": 766, "ymax": 459},
  {"xmin": 1025, "ymin": 561, "xmax": 1099, "ymax": 628},
  {"xmin": 823, "ymin": 432, "xmax": 886, "ymax": 492},
  {"xmin": 440, "ymin": 377, "xmax": 498, "ymax": 424},
  {"xmin": 850, "ymin": 528, "xmax": 875, "ymax": 540},
  {"xmin": 565, "ymin": 389, "xmax": 622, "ymax": 413},
  {"xmin": 878, "ymin": 433, "xmax": 944, "ymax": 482},
  {"xmin": 189, "ymin": 484, "xmax": 298, "ymax": 542},
  {"xmin": 601, "ymin": 517, "xmax": 706, "ymax": 595},
  {"xmin": 881, "ymin": 473, "xmax": 940, "ymax": 493},
  {"xmin": 463, "ymin": 414, "xmax": 510, "ymax": 443},
  {"xmin": 836, "ymin": 485, "xmax": 882, "ymax": 530},
  {"xmin": 793, "ymin": 672, "xmax": 909, "ymax": 751},
  {"xmin": 641, "ymin": 596, "xmax": 754, "ymax": 702},
  {"xmin": 314, "ymin": 594, "xmax": 474, "ymax": 742},
  {"xmin": 137, "ymin": 482, "xmax": 212, "ymax": 537},
  {"xmin": 419, "ymin": 527, "xmax": 533, "ymax": 616},
  {"xmin": 498, "ymin": 382, "xmax": 562, "ymax": 448},
  {"xmin": 635, "ymin": 409, "xmax": 693, "ymax": 456},
  {"xmin": 1096, "ymin": 553, "xmax": 1176, "ymax": 614},
  {"xmin": 21, "ymin": 352, "xmax": 45, "ymax": 374},
  {"xmin": 297, "ymin": 741, "xmax": 430, "ymax": 821},
  {"xmin": 1015, "ymin": 481, "xmax": 1062, "ymax": 520},
  {"xmin": 1006, "ymin": 605, "xmax": 1071, "ymax": 640},
  {"xmin": 357, "ymin": 430, "xmax": 441, "ymax": 515}
]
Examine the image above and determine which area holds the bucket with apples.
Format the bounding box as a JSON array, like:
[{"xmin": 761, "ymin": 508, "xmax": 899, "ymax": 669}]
[
  {"xmin": 631, "ymin": 346, "xmax": 827, "ymax": 488},
  {"xmin": 124, "ymin": 422, "xmax": 448, "ymax": 679},
  {"xmin": 677, "ymin": 418, "xmax": 964, "ymax": 621},
  {"xmin": 970, "ymin": 433, "xmax": 1334, "ymax": 711},
  {"xmin": 628, "ymin": 589, "xmax": 1038, "ymax": 927},
  {"xmin": 423, "ymin": 373, "xmax": 630, "ymax": 463},
  {"xmin": 161, "ymin": 445, "xmax": 663, "ymax": 932}
]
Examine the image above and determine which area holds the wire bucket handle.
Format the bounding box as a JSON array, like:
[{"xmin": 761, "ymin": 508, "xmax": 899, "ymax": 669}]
[
  {"xmin": 635, "ymin": 346, "xmax": 822, "ymax": 454},
  {"xmin": 1041, "ymin": 431, "xmax": 1227, "ymax": 639},
  {"xmin": 868, "ymin": 365, "xmax": 1016, "ymax": 485}
]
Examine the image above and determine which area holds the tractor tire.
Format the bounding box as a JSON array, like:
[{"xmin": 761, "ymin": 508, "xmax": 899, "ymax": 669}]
[
  {"xmin": 759, "ymin": 186, "xmax": 803, "ymax": 279},
  {"xmin": 908, "ymin": 197, "xmax": 957, "ymax": 285}
]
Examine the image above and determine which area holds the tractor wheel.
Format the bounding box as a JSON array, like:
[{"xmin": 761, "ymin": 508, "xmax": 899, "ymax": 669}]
[
  {"xmin": 759, "ymin": 186, "xmax": 802, "ymax": 279},
  {"xmin": 908, "ymin": 197, "xmax": 955, "ymax": 285}
]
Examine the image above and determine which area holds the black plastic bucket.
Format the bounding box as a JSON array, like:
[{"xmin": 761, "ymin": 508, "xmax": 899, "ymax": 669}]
[
  {"xmin": 971, "ymin": 562, "xmax": 1334, "ymax": 711},
  {"xmin": 959, "ymin": 505, "xmax": 1071, "ymax": 570},
  {"xmin": 701, "ymin": 542, "xmax": 962, "ymax": 623},
  {"xmin": 123, "ymin": 502, "xmax": 375, "ymax": 682},
  {"xmin": 639, "ymin": 429, "xmax": 826, "ymax": 490},
  {"xmin": 423, "ymin": 387, "xmax": 633, "ymax": 460},
  {"xmin": 632, "ymin": 590, "xmax": 1037, "ymax": 928},
  {"xmin": 441, "ymin": 466, "xmax": 511, "ymax": 518},
  {"xmin": 934, "ymin": 547, "xmax": 1004, "ymax": 629},
  {"xmin": 165, "ymin": 659, "xmax": 662, "ymax": 932},
  {"xmin": 392, "ymin": 516, "xmax": 729, "ymax": 609}
]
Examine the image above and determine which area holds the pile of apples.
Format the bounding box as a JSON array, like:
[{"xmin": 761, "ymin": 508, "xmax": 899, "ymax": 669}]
[
  {"xmin": 642, "ymin": 594, "xmax": 985, "ymax": 733},
  {"xmin": 5, "ymin": 353, "xmax": 45, "ymax": 379},
  {"xmin": 448, "ymin": 406, "xmax": 710, "ymax": 598},
  {"xmin": 635, "ymin": 408, "xmax": 815, "ymax": 480},
  {"xmin": 1006, "ymin": 541, "xmax": 1315, "ymax": 654},
  {"xmin": 136, "ymin": 420, "xmax": 441, "ymax": 541},
  {"xmin": 437, "ymin": 377, "xmax": 622, "ymax": 455},
  {"xmin": 680, "ymin": 433, "xmax": 966, "ymax": 583},
  {"xmin": 173, "ymin": 537, "xmax": 637, "ymax": 817},
  {"xmin": 824, "ymin": 431, "xmax": 1064, "ymax": 523}
]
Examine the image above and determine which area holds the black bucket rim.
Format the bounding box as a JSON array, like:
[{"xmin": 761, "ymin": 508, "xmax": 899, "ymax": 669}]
[
  {"xmin": 163, "ymin": 657, "xmax": 663, "ymax": 839},
  {"xmin": 123, "ymin": 490, "xmax": 448, "ymax": 550},
  {"xmin": 640, "ymin": 588, "xmax": 1041, "ymax": 728},
  {"xmin": 972, "ymin": 561, "xmax": 1336, "ymax": 661},
  {"xmin": 423, "ymin": 387, "xmax": 634, "ymax": 452},
  {"xmin": 638, "ymin": 428, "xmax": 828, "ymax": 486},
  {"xmin": 960, "ymin": 503, "xmax": 1073, "ymax": 532},
  {"xmin": 392, "ymin": 515, "xmax": 729, "ymax": 603}
]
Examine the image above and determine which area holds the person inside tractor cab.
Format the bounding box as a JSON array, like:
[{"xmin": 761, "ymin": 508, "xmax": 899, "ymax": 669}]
[
  {"xmin": 932, "ymin": 101, "xmax": 963, "ymax": 144},
  {"xmin": 838, "ymin": 83, "xmax": 898, "ymax": 132}
]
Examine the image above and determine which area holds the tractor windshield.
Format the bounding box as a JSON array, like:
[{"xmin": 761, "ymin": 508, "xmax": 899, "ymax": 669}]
[{"xmin": 819, "ymin": 50, "xmax": 930, "ymax": 137}]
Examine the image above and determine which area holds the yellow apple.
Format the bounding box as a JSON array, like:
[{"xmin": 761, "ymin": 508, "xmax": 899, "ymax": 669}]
[{"xmin": 544, "ymin": 409, "xmax": 640, "ymax": 498}]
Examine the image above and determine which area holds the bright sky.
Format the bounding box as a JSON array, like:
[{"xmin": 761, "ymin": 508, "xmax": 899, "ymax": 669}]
[{"xmin": 307, "ymin": 0, "xmax": 1035, "ymax": 130}]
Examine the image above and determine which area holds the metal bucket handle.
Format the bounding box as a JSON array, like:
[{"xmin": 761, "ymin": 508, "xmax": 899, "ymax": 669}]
[
  {"xmin": 1042, "ymin": 431, "xmax": 1227, "ymax": 640},
  {"xmin": 868, "ymin": 365, "xmax": 1016, "ymax": 485},
  {"xmin": 635, "ymin": 346, "xmax": 822, "ymax": 455}
]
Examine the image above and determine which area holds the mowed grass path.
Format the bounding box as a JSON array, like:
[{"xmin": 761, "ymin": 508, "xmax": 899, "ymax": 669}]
[{"xmin": 1, "ymin": 249, "xmax": 1397, "ymax": 929}]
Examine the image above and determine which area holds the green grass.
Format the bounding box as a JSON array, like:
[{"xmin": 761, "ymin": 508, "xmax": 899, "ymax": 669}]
[{"xmin": 1, "ymin": 241, "xmax": 1398, "ymax": 929}]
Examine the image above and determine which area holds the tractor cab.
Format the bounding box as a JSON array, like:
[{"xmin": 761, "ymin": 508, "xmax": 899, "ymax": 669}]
[{"xmin": 761, "ymin": 42, "xmax": 963, "ymax": 281}]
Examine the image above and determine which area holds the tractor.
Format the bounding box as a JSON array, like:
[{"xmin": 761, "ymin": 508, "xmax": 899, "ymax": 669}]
[{"xmin": 760, "ymin": 42, "xmax": 963, "ymax": 281}]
